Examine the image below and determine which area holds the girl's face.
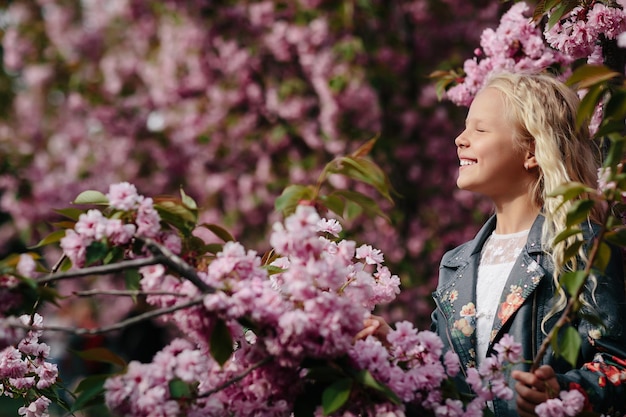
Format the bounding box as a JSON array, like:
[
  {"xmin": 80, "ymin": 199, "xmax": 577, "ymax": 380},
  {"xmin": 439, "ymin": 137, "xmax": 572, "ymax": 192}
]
[{"xmin": 454, "ymin": 87, "xmax": 530, "ymax": 203}]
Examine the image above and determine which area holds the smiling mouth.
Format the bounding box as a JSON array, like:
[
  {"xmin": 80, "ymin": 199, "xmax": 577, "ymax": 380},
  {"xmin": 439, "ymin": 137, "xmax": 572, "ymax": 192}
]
[{"xmin": 459, "ymin": 159, "xmax": 477, "ymax": 166}]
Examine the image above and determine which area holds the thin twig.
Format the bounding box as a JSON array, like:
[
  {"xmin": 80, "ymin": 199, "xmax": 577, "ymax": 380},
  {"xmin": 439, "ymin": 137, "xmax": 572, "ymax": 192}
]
[
  {"xmin": 36, "ymin": 256, "xmax": 166, "ymax": 284},
  {"xmin": 72, "ymin": 289, "xmax": 186, "ymax": 297},
  {"xmin": 8, "ymin": 296, "xmax": 205, "ymax": 336},
  {"xmin": 198, "ymin": 356, "xmax": 273, "ymax": 397},
  {"xmin": 530, "ymin": 219, "xmax": 607, "ymax": 371}
]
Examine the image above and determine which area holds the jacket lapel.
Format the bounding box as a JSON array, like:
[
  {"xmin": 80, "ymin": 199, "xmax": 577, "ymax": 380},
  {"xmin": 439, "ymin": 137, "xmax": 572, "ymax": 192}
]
[
  {"xmin": 435, "ymin": 216, "xmax": 497, "ymax": 369},
  {"xmin": 489, "ymin": 216, "xmax": 548, "ymax": 345}
]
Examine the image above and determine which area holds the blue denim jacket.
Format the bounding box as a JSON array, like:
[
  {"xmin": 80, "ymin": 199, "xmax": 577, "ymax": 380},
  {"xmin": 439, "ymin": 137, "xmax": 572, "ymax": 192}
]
[{"xmin": 432, "ymin": 214, "xmax": 626, "ymax": 416}]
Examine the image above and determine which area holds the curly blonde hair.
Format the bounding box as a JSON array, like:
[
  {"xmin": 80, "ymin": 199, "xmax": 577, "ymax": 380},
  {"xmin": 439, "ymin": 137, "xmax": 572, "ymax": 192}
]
[{"xmin": 483, "ymin": 72, "xmax": 602, "ymax": 325}]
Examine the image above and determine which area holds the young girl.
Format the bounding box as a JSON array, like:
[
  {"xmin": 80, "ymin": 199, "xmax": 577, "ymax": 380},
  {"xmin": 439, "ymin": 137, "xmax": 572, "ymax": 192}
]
[{"xmin": 360, "ymin": 72, "xmax": 626, "ymax": 416}]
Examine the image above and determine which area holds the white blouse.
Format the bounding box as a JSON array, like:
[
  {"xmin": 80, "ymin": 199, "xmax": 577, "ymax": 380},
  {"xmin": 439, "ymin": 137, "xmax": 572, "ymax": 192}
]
[{"xmin": 475, "ymin": 229, "xmax": 529, "ymax": 363}]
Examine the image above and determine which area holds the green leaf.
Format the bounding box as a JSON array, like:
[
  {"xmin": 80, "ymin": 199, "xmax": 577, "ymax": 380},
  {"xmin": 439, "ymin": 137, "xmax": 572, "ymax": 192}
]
[
  {"xmin": 275, "ymin": 185, "xmax": 316, "ymax": 216},
  {"xmin": 331, "ymin": 189, "xmax": 389, "ymax": 221},
  {"xmin": 322, "ymin": 377, "xmax": 353, "ymax": 416},
  {"xmin": 352, "ymin": 369, "xmax": 402, "ymax": 405},
  {"xmin": 559, "ymin": 271, "xmax": 587, "ymax": 297},
  {"xmin": 29, "ymin": 229, "xmax": 67, "ymax": 249},
  {"xmin": 73, "ymin": 190, "xmax": 109, "ymax": 205},
  {"xmin": 180, "ymin": 187, "xmax": 198, "ymax": 210},
  {"xmin": 547, "ymin": 182, "xmax": 590, "ymax": 200},
  {"xmin": 565, "ymin": 200, "xmax": 595, "ymax": 228},
  {"xmin": 124, "ymin": 268, "xmax": 141, "ymax": 293},
  {"xmin": 552, "ymin": 227, "xmax": 581, "ymax": 246},
  {"xmin": 210, "ymin": 318, "xmax": 233, "ymax": 366},
  {"xmin": 566, "ymin": 65, "xmax": 621, "ymax": 89},
  {"xmin": 326, "ymin": 156, "xmax": 393, "ymax": 202},
  {"xmin": 204, "ymin": 243, "xmax": 224, "ymax": 254},
  {"xmin": 199, "ymin": 223, "xmax": 235, "ymax": 242},
  {"xmin": 54, "ymin": 207, "xmax": 85, "ymax": 221},
  {"xmin": 169, "ymin": 378, "xmax": 196, "ymax": 399},
  {"xmin": 154, "ymin": 198, "xmax": 197, "ymax": 234},
  {"xmin": 103, "ymin": 245, "xmax": 124, "ymax": 265},
  {"xmin": 603, "ymin": 135, "xmax": 625, "ymax": 167},
  {"xmin": 71, "ymin": 374, "xmax": 109, "ymax": 412},
  {"xmin": 604, "ymin": 90, "xmax": 626, "ymax": 123},
  {"xmin": 594, "ymin": 119, "xmax": 626, "ymax": 139},
  {"xmin": 85, "ymin": 241, "xmax": 110, "ymax": 266},
  {"xmin": 546, "ymin": 2, "xmax": 568, "ymax": 29},
  {"xmin": 577, "ymin": 84, "xmax": 605, "ymax": 130},
  {"xmin": 593, "ymin": 242, "xmax": 612, "ymax": 273},
  {"xmin": 556, "ymin": 326, "xmax": 582, "ymax": 367},
  {"xmin": 350, "ymin": 137, "xmax": 377, "ymax": 158},
  {"xmin": 319, "ymin": 194, "xmax": 346, "ymax": 219},
  {"xmin": 263, "ymin": 265, "xmax": 286, "ymax": 275},
  {"xmin": 563, "ymin": 240, "xmax": 584, "ymax": 264},
  {"xmin": 604, "ymin": 228, "xmax": 626, "ymax": 247}
]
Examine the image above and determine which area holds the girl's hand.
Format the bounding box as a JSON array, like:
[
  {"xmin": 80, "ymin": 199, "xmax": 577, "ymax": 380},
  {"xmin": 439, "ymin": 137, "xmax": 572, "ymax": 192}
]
[
  {"xmin": 512, "ymin": 365, "xmax": 560, "ymax": 417},
  {"xmin": 354, "ymin": 315, "xmax": 392, "ymax": 343}
]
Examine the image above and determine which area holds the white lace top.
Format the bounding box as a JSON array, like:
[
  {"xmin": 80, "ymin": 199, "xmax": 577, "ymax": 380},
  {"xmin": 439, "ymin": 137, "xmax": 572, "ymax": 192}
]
[{"xmin": 476, "ymin": 229, "xmax": 529, "ymax": 363}]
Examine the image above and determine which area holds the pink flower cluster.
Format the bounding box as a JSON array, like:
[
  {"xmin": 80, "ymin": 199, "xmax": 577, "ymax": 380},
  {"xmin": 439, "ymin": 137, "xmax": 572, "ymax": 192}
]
[
  {"xmin": 59, "ymin": 182, "xmax": 181, "ymax": 268},
  {"xmin": 535, "ymin": 388, "xmax": 586, "ymax": 417},
  {"xmin": 349, "ymin": 324, "xmax": 521, "ymax": 416},
  {"xmin": 101, "ymin": 187, "xmax": 403, "ymax": 415},
  {"xmin": 446, "ymin": 2, "xmax": 574, "ymax": 106},
  {"xmin": 544, "ymin": 3, "xmax": 626, "ymax": 63},
  {"xmin": 0, "ymin": 313, "xmax": 58, "ymax": 417}
]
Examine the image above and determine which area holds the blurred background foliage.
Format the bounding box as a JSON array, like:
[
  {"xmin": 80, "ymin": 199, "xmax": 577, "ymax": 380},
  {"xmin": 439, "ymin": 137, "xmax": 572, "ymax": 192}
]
[{"xmin": 0, "ymin": 0, "xmax": 508, "ymax": 330}]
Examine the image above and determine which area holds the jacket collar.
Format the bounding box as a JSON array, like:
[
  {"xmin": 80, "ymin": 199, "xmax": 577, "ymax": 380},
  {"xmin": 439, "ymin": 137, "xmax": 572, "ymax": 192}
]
[{"xmin": 442, "ymin": 214, "xmax": 545, "ymax": 269}]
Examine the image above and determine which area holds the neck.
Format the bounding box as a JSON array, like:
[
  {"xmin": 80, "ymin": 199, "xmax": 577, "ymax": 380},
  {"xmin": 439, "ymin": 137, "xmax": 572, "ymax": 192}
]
[{"xmin": 492, "ymin": 196, "xmax": 540, "ymax": 235}]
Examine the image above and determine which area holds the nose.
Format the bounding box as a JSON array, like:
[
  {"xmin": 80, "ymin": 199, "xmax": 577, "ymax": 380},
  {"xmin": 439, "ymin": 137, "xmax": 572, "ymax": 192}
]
[{"xmin": 455, "ymin": 129, "xmax": 468, "ymax": 148}]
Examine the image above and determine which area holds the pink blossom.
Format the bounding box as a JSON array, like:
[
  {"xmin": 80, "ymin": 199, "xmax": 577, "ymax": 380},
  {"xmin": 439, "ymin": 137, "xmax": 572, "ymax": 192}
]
[
  {"xmin": 16, "ymin": 254, "xmax": 37, "ymax": 278},
  {"xmin": 35, "ymin": 361, "xmax": 58, "ymax": 389},
  {"xmin": 136, "ymin": 197, "xmax": 162, "ymax": 238},
  {"xmin": 315, "ymin": 218, "xmax": 342, "ymax": 237},
  {"xmin": 0, "ymin": 346, "xmax": 27, "ymax": 378},
  {"xmin": 355, "ymin": 244, "xmax": 384, "ymax": 265},
  {"xmin": 59, "ymin": 229, "xmax": 88, "ymax": 267},
  {"xmin": 160, "ymin": 232, "xmax": 182, "ymax": 254},
  {"xmin": 75, "ymin": 209, "xmax": 108, "ymax": 240},
  {"xmin": 105, "ymin": 218, "xmax": 136, "ymax": 245},
  {"xmin": 535, "ymin": 398, "xmax": 566, "ymax": 417},
  {"xmin": 434, "ymin": 398, "xmax": 464, "ymax": 417},
  {"xmin": 10, "ymin": 375, "xmax": 36, "ymax": 389},
  {"xmin": 18, "ymin": 396, "xmax": 51, "ymax": 417},
  {"xmin": 443, "ymin": 350, "xmax": 461, "ymax": 377},
  {"xmin": 493, "ymin": 333, "xmax": 522, "ymax": 364},
  {"xmin": 107, "ymin": 182, "xmax": 141, "ymax": 211},
  {"xmin": 555, "ymin": 389, "xmax": 586, "ymax": 417}
]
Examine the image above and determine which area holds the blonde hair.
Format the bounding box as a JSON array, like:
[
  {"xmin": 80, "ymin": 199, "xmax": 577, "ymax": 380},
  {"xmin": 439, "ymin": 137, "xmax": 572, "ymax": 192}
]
[{"xmin": 483, "ymin": 72, "xmax": 602, "ymax": 325}]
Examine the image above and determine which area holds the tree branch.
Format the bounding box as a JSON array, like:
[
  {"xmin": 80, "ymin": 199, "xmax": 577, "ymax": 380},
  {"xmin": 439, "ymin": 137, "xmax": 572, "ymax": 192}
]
[
  {"xmin": 8, "ymin": 296, "xmax": 205, "ymax": 335},
  {"xmin": 72, "ymin": 289, "xmax": 186, "ymax": 297},
  {"xmin": 36, "ymin": 256, "xmax": 166, "ymax": 284}
]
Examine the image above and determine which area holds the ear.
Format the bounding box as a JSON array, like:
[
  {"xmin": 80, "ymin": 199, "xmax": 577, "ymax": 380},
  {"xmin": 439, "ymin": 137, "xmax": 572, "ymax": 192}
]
[
  {"xmin": 524, "ymin": 139, "xmax": 538, "ymax": 170},
  {"xmin": 524, "ymin": 150, "xmax": 538, "ymax": 170}
]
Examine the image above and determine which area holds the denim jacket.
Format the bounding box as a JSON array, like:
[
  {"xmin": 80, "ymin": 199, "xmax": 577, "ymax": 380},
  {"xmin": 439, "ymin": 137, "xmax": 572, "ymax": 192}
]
[{"xmin": 432, "ymin": 214, "xmax": 626, "ymax": 416}]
